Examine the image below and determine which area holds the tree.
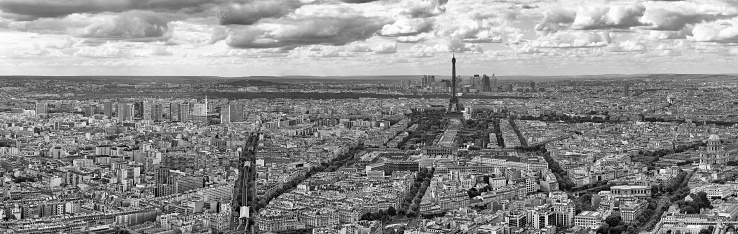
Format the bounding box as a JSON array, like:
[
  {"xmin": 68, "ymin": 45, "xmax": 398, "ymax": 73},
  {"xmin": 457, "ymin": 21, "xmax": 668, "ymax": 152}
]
[
  {"xmin": 596, "ymin": 224, "xmax": 610, "ymax": 234},
  {"xmin": 605, "ymin": 215, "xmax": 623, "ymax": 227},
  {"xmin": 699, "ymin": 228, "xmax": 712, "ymax": 234},
  {"xmin": 397, "ymin": 208, "xmax": 407, "ymax": 216},
  {"xmin": 696, "ymin": 191, "xmax": 712, "ymax": 209},
  {"xmin": 388, "ymin": 206, "xmax": 397, "ymax": 216},
  {"xmin": 406, "ymin": 210, "xmax": 416, "ymax": 218},
  {"xmin": 360, "ymin": 212, "xmax": 371, "ymax": 220}
]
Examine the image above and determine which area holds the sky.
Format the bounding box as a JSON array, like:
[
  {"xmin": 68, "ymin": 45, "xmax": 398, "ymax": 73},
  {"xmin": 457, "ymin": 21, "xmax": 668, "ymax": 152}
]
[{"xmin": 1, "ymin": 0, "xmax": 738, "ymax": 77}]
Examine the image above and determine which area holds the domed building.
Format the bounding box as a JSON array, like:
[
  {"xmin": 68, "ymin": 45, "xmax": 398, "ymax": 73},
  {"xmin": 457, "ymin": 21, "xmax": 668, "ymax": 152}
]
[{"xmin": 698, "ymin": 134, "xmax": 732, "ymax": 171}]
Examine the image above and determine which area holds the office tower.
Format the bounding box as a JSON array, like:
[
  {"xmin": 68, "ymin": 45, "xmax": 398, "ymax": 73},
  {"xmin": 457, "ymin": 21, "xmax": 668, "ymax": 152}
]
[
  {"xmin": 84, "ymin": 106, "xmax": 95, "ymax": 117},
  {"xmin": 507, "ymin": 84, "xmax": 514, "ymax": 92},
  {"xmin": 117, "ymin": 102, "xmax": 133, "ymax": 121},
  {"xmin": 230, "ymin": 103, "xmax": 245, "ymax": 122},
  {"xmin": 221, "ymin": 105, "xmax": 231, "ymax": 124},
  {"xmin": 153, "ymin": 103, "xmax": 163, "ymax": 122},
  {"xmin": 492, "ymin": 74, "xmax": 498, "ymax": 92},
  {"xmin": 193, "ymin": 103, "xmax": 207, "ymax": 117},
  {"xmin": 155, "ymin": 167, "xmax": 172, "ymax": 197},
  {"xmin": 553, "ymin": 200, "xmax": 575, "ymax": 227},
  {"xmin": 35, "ymin": 102, "xmax": 48, "ymax": 116},
  {"xmin": 170, "ymin": 103, "xmax": 180, "ymax": 122},
  {"xmin": 421, "ymin": 75, "xmax": 435, "ymax": 87},
  {"xmin": 104, "ymin": 102, "xmax": 113, "ymax": 118},
  {"xmin": 482, "ymin": 75, "xmax": 491, "ymax": 92},
  {"xmin": 231, "ymin": 134, "xmax": 259, "ymax": 233},
  {"xmin": 529, "ymin": 81, "xmax": 536, "ymax": 91},
  {"xmin": 447, "ymin": 55, "xmax": 461, "ymax": 113},
  {"xmin": 133, "ymin": 102, "xmax": 144, "ymax": 119},
  {"xmin": 143, "ymin": 102, "xmax": 153, "ymax": 120},
  {"xmin": 180, "ymin": 103, "xmax": 190, "ymax": 122},
  {"xmin": 532, "ymin": 204, "xmax": 556, "ymax": 229},
  {"xmin": 471, "ymin": 74, "xmax": 480, "ymax": 88},
  {"xmin": 624, "ymin": 82, "xmax": 630, "ymax": 97}
]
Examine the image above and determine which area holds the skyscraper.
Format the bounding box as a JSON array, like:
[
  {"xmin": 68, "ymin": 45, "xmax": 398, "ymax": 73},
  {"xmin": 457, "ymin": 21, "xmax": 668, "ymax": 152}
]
[
  {"xmin": 84, "ymin": 106, "xmax": 95, "ymax": 117},
  {"xmin": 117, "ymin": 102, "xmax": 133, "ymax": 121},
  {"xmin": 155, "ymin": 167, "xmax": 172, "ymax": 197},
  {"xmin": 169, "ymin": 103, "xmax": 180, "ymax": 122},
  {"xmin": 624, "ymin": 82, "xmax": 630, "ymax": 97},
  {"xmin": 193, "ymin": 103, "xmax": 207, "ymax": 117},
  {"xmin": 152, "ymin": 103, "xmax": 163, "ymax": 122},
  {"xmin": 230, "ymin": 103, "xmax": 245, "ymax": 122},
  {"xmin": 35, "ymin": 102, "xmax": 48, "ymax": 116},
  {"xmin": 447, "ymin": 55, "xmax": 461, "ymax": 113},
  {"xmin": 529, "ymin": 81, "xmax": 536, "ymax": 91},
  {"xmin": 492, "ymin": 74, "xmax": 498, "ymax": 92},
  {"xmin": 133, "ymin": 102, "xmax": 144, "ymax": 119},
  {"xmin": 104, "ymin": 102, "xmax": 113, "ymax": 118},
  {"xmin": 221, "ymin": 105, "xmax": 231, "ymax": 124},
  {"xmin": 482, "ymin": 75, "xmax": 491, "ymax": 92},
  {"xmin": 180, "ymin": 103, "xmax": 190, "ymax": 122},
  {"xmin": 143, "ymin": 101, "xmax": 153, "ymax": 120}
]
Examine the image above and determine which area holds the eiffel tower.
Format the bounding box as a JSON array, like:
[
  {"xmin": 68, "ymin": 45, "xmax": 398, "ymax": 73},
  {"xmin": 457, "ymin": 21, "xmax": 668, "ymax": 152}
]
[{"xmin": 447, "ymin": 54, "xmax": 462, "ymax": 114}]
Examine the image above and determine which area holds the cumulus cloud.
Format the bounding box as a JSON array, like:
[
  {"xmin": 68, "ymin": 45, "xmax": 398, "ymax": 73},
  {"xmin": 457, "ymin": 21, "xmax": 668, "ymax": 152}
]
[
  {"xmin": 535, "ymin": 8, "xmax": 576, "ymax": 33},
  {"xmin": 209, "ymin": 26, "xmax": 228, "ymax": 44},
  {"xmin": 639, "ymin": 5, "xmax": 728, "ymax": 31},
  {"xmin": 396, "ymin": 33, "xmax": 432, "ymax": 43},
  {"xmin": 648, "ymin": 29, "xmax": 689, "ymax": 40},
  {"xmin": 373, "ymin": 43, "xmax": 397, "ymax": 54},
  {"xmin": 217, "ymin": 0, "xmax": 301, "ymax": 25},
  {"xmin": 529, "ymin": 31, "xmax": 612, "ymax": 48},
  {"xmin": 379, "ymin": 18, "xmax": 434, "ymax": 37},
  {"xmin": 570, "ymin": 3, "xmax": 646, "ymax": 30},
  {"xmin": 346, "ymin": 43, "xmax": 373, "ymax": 52},
  {"xmin": 408, "ymin": 44, "xmax": 447, "ymax": 57},
  {"xmin": 8, "ymin": 11, "xmax": 174, "ymax": 40},
  {"xmin": 226, "ymin": 16, "xmax": 392, "ymax": 49},
  {"xmin": 401, "ymin": 0, "xmax": 448, "ymax": 18},
  {"xmin": 605, "ymin": 40, "xmax": 646, "ymax": 52},
  {"xmin": 150, "ymin": 46, "xmax": 173, "ymax": 55},
  {"xmin": 341, "ymin": 0, "xmax": 380, "ymax": 3},
  {"xmin": 691, "ymin": 17, "xmax": 738, "ymax": 43},
  {"xmin": 0, "ymin": 0, "xmax": 229, "ymax": 19}
]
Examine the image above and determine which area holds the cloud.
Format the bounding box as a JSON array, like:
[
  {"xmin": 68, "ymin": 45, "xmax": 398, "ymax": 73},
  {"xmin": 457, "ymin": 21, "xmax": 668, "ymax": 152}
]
[
  {"xmin": 0, "ymin": 0, "xmax": 228, "ymax": 19},
  {"xmin": 209, "ymin": 26, "xmax": 229, "ymax": 44},
  {"xmin": 379, "ymin": 18, "xmax": 434, "ymax": 37},
  {"xmin": 570, "ymin": 3, "xmax": 646, "ymax": 30},
  {"xmin": 535, "ymin": 8, "xmax": 576, "ymax": 33},
  {"xmin": 648, "ymin": 29, "xmax": 689, "ymax": 40},
  {"xmin": 445, "ymin": 38, "xmax": 483, "ymax": 53},
  {"xmin": 401, "ymin": 0, "xmax": 448, "ymax": 18},
  {"xmin": 346, "ymin": 43, "xmax": 373, "ymax": 52},
  {"xmin": 605, "ymin": 40, "xmax": 646, "ymax": 52},
  {"xmin": 691, "ymin": 17, "xmax": 738, "ymax": 43},
  {"xmin": 217, "ymin": 0, "xmax": 301, "ymax": 25},
  {"xmin": 396, "ymin": 33, "xmax": 432, "ymax": 43},
  {"xmin": 639, "ymin": 4, "xmax": 729, "ymax": 31},
  {"xmin": 226, "ymin": 15, "xmax": 392, "ymax": 49},
  {"xmin": 407, "ymin": 44, "xmax": 447, "ymax": 57},
  {"xmin": 150, "ymin": 46, "xmax": 173, "ymax": 55},
  {"xmin": 7, "ymin": 11, "xmax": 175, "ymax": 40},
  {"xmin": 373, "ymin": 43, "xmax": 397, "ymax": 54},
  {"xmin": 529, "ymin": 31, "xmax": 612, "ymax": 48},
  {"xmin": 341, "ymin": 0, "xmax": 380, "ymax": 3}
]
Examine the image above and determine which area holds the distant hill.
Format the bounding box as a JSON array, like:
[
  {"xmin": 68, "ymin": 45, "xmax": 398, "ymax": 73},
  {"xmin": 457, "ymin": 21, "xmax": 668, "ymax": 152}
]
[{"xmin": 221, "ymin": 79, "xmax": 285, "ymax": 87}]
